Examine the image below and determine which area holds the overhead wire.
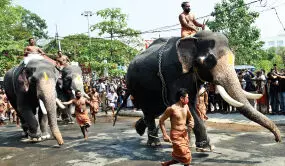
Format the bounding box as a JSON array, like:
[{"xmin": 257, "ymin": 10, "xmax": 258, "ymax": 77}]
[{"xmin": 57, "ymin": 0, "xmax": 281, "ymax": 40}]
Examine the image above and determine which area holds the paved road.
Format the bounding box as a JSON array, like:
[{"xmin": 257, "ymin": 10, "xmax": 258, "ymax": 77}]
[{"xmin": 0, "ymin": 112, "xmax": 285, "ymax": 166}]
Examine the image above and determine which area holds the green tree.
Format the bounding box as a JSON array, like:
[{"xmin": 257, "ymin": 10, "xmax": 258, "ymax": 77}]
[
  {"xmin": 207, "ymin": 0, "xmax": 264, "ymax": 65},
  {"xmin": 44, "ymin": 34, "xmax": 139, "ymax": 77},
  {"xmin": 0, "ymin": 0, "xmax": 48, "ymax": 76},
  {"xmin": 88, "ymin": 8, "xmax": 142, "ymax": 76}
]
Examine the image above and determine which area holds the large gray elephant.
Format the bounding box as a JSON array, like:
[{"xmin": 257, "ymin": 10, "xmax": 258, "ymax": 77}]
[
  {"xmin": 122, "ymin": 31, "xmax": 281, "ymax": 148},
  {"xmin": 56, "ymin": 65, "xmax": 88, "ymax": 122},
  {"xmin": 4, "ymin": 59, "xmax": 64, "ymax": 145}
]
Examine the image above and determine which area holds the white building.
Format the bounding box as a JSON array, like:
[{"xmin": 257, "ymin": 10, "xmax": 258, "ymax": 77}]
[{"xmin": 262, "ymin": 33, "xmax": 285, "ymax": 49}]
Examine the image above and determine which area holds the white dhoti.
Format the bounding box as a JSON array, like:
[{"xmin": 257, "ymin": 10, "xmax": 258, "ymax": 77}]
[
  {"xmin": 24, "ymin": 53, "xmax": 44, "ymax": 65},
  {"xmin": 108, "ymin": 103, "xmax": 116, "ymax": 108}
]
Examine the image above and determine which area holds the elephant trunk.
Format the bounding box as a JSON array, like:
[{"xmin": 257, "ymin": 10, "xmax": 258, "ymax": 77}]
[
  {"xmin": 38, "ymin": 79, "xmax": 64, "ymax": 145},
  {"xmin": 212, "ymin": 51, "xmax": 281, "ymax": 142}
]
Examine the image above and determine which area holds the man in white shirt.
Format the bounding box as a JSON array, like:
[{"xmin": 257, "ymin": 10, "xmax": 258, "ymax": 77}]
[{"xmin": 107, "ymin": 90, "xmax": 118, "ymax": 116}]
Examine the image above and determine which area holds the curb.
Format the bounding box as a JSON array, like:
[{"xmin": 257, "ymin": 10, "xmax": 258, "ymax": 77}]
[{"xmin": 117, "ymin": 110, "xmax": 285, "ymax": 125}]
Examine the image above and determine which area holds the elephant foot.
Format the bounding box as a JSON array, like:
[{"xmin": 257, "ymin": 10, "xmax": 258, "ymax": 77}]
[
  {"xmin": 146, "ymin": 127, "xmax": 161, "ymax": 147},
  {"xmin": 21, "ymin": 136, "xmax": 43, "ymax": 143},
  {"xmin": 195, "ymin": 140, "xmax": 215, "ymax": 152},
  {"xmin": 41, "ymin": 133, "xmax": 51, "ymax": 140},
  {"xmin": 21, "ymin": 131, "xmax": 28, "ymax": 138},
  {"xmin": 135, "ymin": 118, "xmax": 147, "ymax": 136},
  {"xmin": 147, "ymin": 135, "xmax": 161, "ymax": 147}
]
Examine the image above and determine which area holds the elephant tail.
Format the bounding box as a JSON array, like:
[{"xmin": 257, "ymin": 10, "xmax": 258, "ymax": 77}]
[{"xmin": 113, "ymin": 90, "xmax": 131, "ymax": 126}]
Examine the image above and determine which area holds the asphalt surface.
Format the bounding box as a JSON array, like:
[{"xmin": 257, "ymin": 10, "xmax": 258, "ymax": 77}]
[{"xmin": 0, "ymin": 111, "xmax": 285, "ymax": 166}]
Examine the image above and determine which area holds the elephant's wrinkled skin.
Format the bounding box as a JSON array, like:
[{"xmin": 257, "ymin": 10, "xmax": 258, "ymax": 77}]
[
  {"xmin": 126, "ymin": 31, "xmax": 281, "ymax": 148},
  {"xmin": 4, "ymin": 59, "xmax": 64, "ymax": 145}
]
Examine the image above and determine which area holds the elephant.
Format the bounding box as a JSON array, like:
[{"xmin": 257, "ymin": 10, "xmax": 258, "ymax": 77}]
[
  {"xmin": 56, "ymin": 65, "xmax": 88, "ymax": 122},
  {"xmin": 4, "ymin": 58, "xmax": 64, "ymax": 145},
  {"xmin": 122, "ymin": 31, "xmax": 281, "ymax": 148}
]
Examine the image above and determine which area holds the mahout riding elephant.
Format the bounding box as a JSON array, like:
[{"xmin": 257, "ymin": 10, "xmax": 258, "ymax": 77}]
[
  {"xmin": 4, "ymin": 58, "xmax": 64, "ymax": 145},
  {"xmin": 124, "ymin": 31, "xmax": 281, "ymax": 148},
  {"xmin": 56, "ymin": 65, "xmax": 89, "ymax": 122}
]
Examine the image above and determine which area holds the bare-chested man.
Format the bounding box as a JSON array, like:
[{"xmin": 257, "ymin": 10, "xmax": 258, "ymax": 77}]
[
  {"xmin": 23, "ymin": 38, "xmax": 46, "ymax": 64},
  {"xmin": 56, "ymin": 51, "xmax": 70, "ymax": 70},
  {"xmin": 63, "ymin": 90, "xmax": 91, "ymax": 140},
  {"xmin": 89, "ymin": 87, "xmax": 101, "ymax": 123},
  {"xmin": 179, "ymin": 2, "xmax": 205, "ymax": 38},
  {"xmin": 159, "ymin": 88, "xmax": 194, "ymax": 166}
]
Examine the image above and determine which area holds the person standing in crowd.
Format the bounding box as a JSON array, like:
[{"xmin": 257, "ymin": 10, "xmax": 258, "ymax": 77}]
[
  {"xmin": 63, "ymin": 90, "xmax": 91, "ymax": 140},
  {"xmin": 196, "ymin": 85, "xmax": 208, "ymax": 121},
  {"xmin": 255, "ymin": 70, "xmax": 268, "ymax": 114},
  {"xmin": 179, "ymin": 1, "xmax": 205, "ymax": 38},
  {"xmin": 276, "ymin": 69, "xmax": 285, "ymax": 114},
  {"xmin": 268, "ymin": 68, "xmax": 280, "ymax": 114},
  {"xmin": 244, "ymin": 70, "xmax": 256, "ymax": 107},
  {"xmin": 0, "ymin": 99, "xmax": 6, "ymax": 126},
  {"xmin": 159, "ymin": 88, "xmax": 194, "ymax": 166}
]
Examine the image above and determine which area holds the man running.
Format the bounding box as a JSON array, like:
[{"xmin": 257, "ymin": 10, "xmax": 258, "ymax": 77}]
[
  {"xmin": 179, "ymin": 2, "xmax": 205, "ymax": 38},
  {"xmin": 62, "ymin": 90, "xmax": 91, "ymax": 140},
  {"xmin": 159, "ymin": 88, "xmax": 194, "ymax": 166},
  {"xmin": 89, "ymin": 87, "xmax": 101, "ymax": 123}
]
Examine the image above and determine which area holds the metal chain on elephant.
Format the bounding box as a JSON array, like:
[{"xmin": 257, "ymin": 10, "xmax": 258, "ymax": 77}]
[{"xmin": 158, "ymin": 39, "xmax": 170, "ymax": 107}]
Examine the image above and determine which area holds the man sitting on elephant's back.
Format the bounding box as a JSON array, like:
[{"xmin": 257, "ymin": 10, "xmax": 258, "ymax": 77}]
[
  {"xmin": 56, "ymin": 50, "xmax": 70, "ymax": 70},
  {"xmin": 179, "ymin": 2, "xmax": 205, "ymax": 38},
  {"xmin": 23, "ymin": 37, "xmax": 46, "ymax": 64}
]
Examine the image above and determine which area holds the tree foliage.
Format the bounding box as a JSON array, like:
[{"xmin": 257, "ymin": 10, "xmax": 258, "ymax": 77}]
[
  {"xmin": 0, "ymin": 0, "xmax": 48, "ymax": 76},
  {"xmin": 255, "ymin": 47, "xmax": 285, "ymax": 72},
  {"xmin": 44, "ymin": 34, "xmax": 139, "ymax": 77},
  {"xmin": 208, "ymin": 0, "xmax": 265, "ymax": 65}
]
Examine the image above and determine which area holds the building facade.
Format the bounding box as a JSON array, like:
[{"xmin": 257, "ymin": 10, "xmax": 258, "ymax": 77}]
[{"xmin": 262, "ymin": 33, "xmax": 285, "ymax": 49}]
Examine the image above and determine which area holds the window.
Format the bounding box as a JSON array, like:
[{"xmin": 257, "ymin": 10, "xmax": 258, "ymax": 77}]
[{"xmin": 277, "ymin": 40, "xmax": 284, "ymax": 46}]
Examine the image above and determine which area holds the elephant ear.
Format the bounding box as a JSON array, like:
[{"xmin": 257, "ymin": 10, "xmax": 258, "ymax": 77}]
[
  {"xmin": 176, "ymin": 36, "xmax": 198, "ymax": 73},
  {"xmin": 18, "ymin": 70, "xmax": 30, "ymax": 92}
]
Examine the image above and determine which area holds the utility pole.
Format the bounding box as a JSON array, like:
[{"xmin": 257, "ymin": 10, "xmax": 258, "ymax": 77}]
[
  {"xmin": 81, "ymin": 11, "xmax": 93, "ymax": 47},
  {"xmin": 55, "ymin": 24, "xmax": 61, "ymax": 51},
  {"xmin": 81, "ymin": 11, "xmax": 94, "ymax": 81}
]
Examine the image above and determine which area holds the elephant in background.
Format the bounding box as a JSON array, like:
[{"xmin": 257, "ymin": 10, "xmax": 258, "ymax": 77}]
[
  {"xmin": 56, "ymin": 65, "xmax": 89, "ymax": 122},
  {"xmin": 124, "ymin": 31, "xmax": 281, "ymax": 148},
  {"xmin": 4, "ymin": 59, "xmax": 64, "ymax": 145}
]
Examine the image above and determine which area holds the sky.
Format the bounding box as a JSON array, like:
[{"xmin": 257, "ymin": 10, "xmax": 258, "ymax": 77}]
[{"xmin": 13, "ymin": 0, "xmax": 285, "ymax": 40}]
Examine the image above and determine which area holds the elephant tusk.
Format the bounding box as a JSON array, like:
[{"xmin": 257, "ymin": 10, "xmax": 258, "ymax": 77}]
[
  {"xmin": 39, "ymin": 99, "xmax": 47, "ymax": 114},
  {"xmin": 216, "ymin": 85, "xmax": 244, "ymax": 107},
  {"xmin": 242, "ymin": 90, "xmax": 263, "ymax": 100},
  {"xmin": 72, "ymin": 90, "xmax": 75, "ymax": 96},
  {"xmin": 83, "ymin": 93, "xmax": 90, "ymax": 99},
  {"xmin": 56, "ymin": 98, "xmax": 66, "ymax": 109}
]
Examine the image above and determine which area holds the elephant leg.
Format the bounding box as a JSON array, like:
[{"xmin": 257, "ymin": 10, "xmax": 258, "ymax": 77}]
[
  {"xmin": 38, "ymin": 108, "xmax": 50, "ymax": 140},
  {"xmin": 19, "ymin": 106, "xmax": 41, "ymax": 139},
  {"xmin": 189, "ymin": 100, "xmax": 213, "ymax": 151},
  {"xmin": 145, "ymin": 115, "xmax": 161, "ymax": 146},
  {"xmin": 16, "ymin": 111, "xmax": 29, "ymax": 138},
  {"xmin": 61, "ymin": 106, "xmax": 73, "ymax": 123}
]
